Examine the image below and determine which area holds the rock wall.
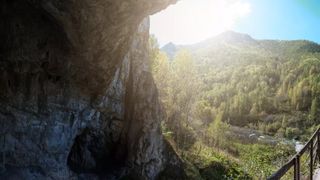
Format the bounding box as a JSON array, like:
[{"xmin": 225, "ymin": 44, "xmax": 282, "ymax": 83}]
[{"xmin": 0, "ymin": 0, "xmax": 179, "ymax": 179}]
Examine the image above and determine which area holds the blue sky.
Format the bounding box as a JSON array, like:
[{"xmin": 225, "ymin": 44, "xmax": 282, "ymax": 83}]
[
  {"xmin": 234, "ymin": 0, "xmax": 320, "ymax": 43},
  {"xmin": 150, "ymin": 0, "xmax": 320, "ymax": 46}
]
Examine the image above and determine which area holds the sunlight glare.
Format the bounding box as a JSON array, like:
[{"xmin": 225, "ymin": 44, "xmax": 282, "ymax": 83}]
[{"xmin": 150, "ymin": 0, "xmax": 252, "ymax": 46}]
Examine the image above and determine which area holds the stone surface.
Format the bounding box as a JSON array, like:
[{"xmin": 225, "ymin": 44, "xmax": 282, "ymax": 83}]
[{"xmin": 0, "ymin": 0, "xmax": 182, "ymax": 179}]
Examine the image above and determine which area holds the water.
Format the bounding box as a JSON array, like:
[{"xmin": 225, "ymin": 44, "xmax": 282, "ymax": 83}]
[{"xmin": 295, "ymin": 141, "xmax": 304, "ymax": 152}]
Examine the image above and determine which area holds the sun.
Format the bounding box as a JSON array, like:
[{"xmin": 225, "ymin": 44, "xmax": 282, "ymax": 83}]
[{"xmin": 150, "ymin": 0, "xmax": 252, "ymax": 46}]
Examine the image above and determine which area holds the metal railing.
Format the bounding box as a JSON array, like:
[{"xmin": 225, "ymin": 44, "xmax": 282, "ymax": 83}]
[
  {"xmin": 268, "ymin": 127, "xmax": 320, "ymax": 180},
  {"xmin": 0, "ymin": 134, "xmax": 6, "ymax": 174}
]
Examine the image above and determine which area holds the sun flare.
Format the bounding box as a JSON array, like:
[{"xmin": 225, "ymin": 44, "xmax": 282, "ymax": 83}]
[{"xmin": 150, "ymin": 0, "xmax": 252, "ymax": 46}]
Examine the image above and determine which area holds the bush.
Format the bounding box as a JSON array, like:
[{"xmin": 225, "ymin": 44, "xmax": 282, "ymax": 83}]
[{"xmin": 285, "ymin": 127, "xmax": 301, "ymax": 139}]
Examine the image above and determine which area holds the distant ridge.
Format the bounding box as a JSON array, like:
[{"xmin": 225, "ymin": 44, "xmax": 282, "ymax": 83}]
[
  {"xmin": 161, "ymin": 42, "xmax": 177, "ymax": 59},
  {"xmin": 207, "ymin": 30, "xmax": 256, "ymax": 44},
  {"xmin": 160, "ymin": 31, "xmax": 320, "ymax": 59}
]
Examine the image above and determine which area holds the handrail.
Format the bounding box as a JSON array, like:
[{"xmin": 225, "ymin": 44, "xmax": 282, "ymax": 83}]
[{"xmin": 268, "ymin": 127, "xmax": 320, "ymax": 180}]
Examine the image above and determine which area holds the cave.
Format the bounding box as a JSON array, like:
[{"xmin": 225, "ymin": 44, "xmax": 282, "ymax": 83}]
[{"xmin": 0, "ymin": 0, "xmax": 184, "ymax": 179}]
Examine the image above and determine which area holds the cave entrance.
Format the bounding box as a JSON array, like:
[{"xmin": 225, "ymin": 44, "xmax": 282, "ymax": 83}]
[{"xmin": 67, "ymin": 128, "xmax": 126, "ymax": 174}]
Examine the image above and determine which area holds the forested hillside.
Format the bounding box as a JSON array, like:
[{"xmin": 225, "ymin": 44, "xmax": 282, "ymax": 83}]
[{"xmin": 150, "ymin": 31, "xmax": 320, "ymax": 179}]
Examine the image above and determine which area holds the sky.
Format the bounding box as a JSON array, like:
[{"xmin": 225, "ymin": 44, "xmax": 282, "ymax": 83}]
[{"xmin": 150, "ymin": 0, "xmax": 320, "ymax": 46}]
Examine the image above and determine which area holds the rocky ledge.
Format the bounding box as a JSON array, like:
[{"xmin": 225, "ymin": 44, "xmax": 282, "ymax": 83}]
[{"xmin": 0, "ymin": 0, "xmax": 185, "ymax": 179}]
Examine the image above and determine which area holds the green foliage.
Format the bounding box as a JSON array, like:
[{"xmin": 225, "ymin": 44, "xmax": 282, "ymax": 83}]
[
  {"xmin": 285, "ymin": 127, "xmax": 301, "ymax": 139},
  {"xmin": 183, "ymin": 142, "xmax": 252, "ymax": 180},
  {"xmin": 207, "ymin": 111, "xmax": 229, "ymax": 148},
  {"xmin": 191, "ymin": 40, "xmax": 320, "ymax": 137},
  {"xmin": 195, "ymin": 100, "xmax": 215, "ymax": 125},
  {"xmin": 309, "ymin": 97, "xmax": 319, "ymax": 123},
  {"xmin": 152, "ymin": 47, "xmax": 199, "ymax": 149},
  {"xmin": 150, "ymin": 34, "xmax": 320, "ymax": 178},
  {"xmin": 237, "ymin": 143, "xmax": 295, "ymax": 179},
  {"xmin": 149, "ymin": 34, "xmax": 160, "ymax": 70}
]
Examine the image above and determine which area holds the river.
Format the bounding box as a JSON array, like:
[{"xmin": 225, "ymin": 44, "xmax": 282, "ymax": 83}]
[{"xmin": 228, "ymin": 126, "xmax": 305, "ymax": 153}]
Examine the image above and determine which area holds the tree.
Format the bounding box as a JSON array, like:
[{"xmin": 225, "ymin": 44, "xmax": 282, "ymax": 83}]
[
  {"xmin": 169, "ymin": 50, "xmax": 199, "ymax": 148},
  {"xmin": 149, "ymin": 34, "xmax": 160, "ymax": 70},
  {"xmin": 309, "ymin": 98, "xmax": 319, "ymax": 123},
  {"xmin": 207, "ymin": 111, "xmax": 229, "ymax": 149},
  {"xmin": 151, "ymin": 45, "xmax": 200, "ymax": 148},
  {"xmin": 152, "ymin": 51, "xmax": 171, "ymax": 96}
]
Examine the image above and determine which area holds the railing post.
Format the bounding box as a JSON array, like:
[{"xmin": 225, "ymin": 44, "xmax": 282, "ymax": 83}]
[
  {"xmin": 294, "ymin": 157, "xmax": 297, "ymax": 180},
  {"xmin": 0, "ymin": 134, "xmax": 5, "ymax": 174},
  {"xmin": 310, "ymin": 139, "xmax": 313, "ymax": 180},
  {"xmin": 318, "ymin": 131, "xmax": 320, "ymax": 164},
  {"xmin": 294, "ymin": 155, "xmax": 300, "ymax": 180}
]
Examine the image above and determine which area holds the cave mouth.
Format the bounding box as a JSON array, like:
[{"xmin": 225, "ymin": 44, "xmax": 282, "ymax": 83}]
[
  {"xmin": 67, "ymin": 128, "xmax": 127, "ymax": 175},
  {"xmin": 0, "ymin": 0, "xmax": 180, "ymax": 179}
]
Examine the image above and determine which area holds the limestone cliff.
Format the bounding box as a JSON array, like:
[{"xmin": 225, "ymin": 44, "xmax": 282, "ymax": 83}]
[{"xmin": 0, "ymin": 0, "xmax": 182, "ymax": 179}]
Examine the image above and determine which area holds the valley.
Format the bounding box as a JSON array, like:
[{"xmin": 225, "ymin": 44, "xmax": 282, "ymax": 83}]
[{"xmin": 150, "ymin": 31, "xmax": 320, "ymax": 179}]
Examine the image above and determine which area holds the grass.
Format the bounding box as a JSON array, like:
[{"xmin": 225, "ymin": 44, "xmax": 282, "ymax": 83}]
[{"xmin": 180, "ymin": 141, "xmax": 252, "ymax": 180}]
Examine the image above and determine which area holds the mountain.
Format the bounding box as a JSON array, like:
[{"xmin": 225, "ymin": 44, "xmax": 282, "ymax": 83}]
[
  {"xmin": 161, "ymin": 42, "xmax": 177, "ymax": 59},
  {"xmin": 153, "ymin": 30, "xmax": 320, "ymax": 179},
  {"xmin": 192, "ymin": 30, "xmax": 258, "ymax": 48},
  {"xmin": 161, "ymin": 31, "xmax": 320, "ymax": 63},
  {"xmin": 156, "ymin": 30, "xmax": 320, "ymax": 139}
]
